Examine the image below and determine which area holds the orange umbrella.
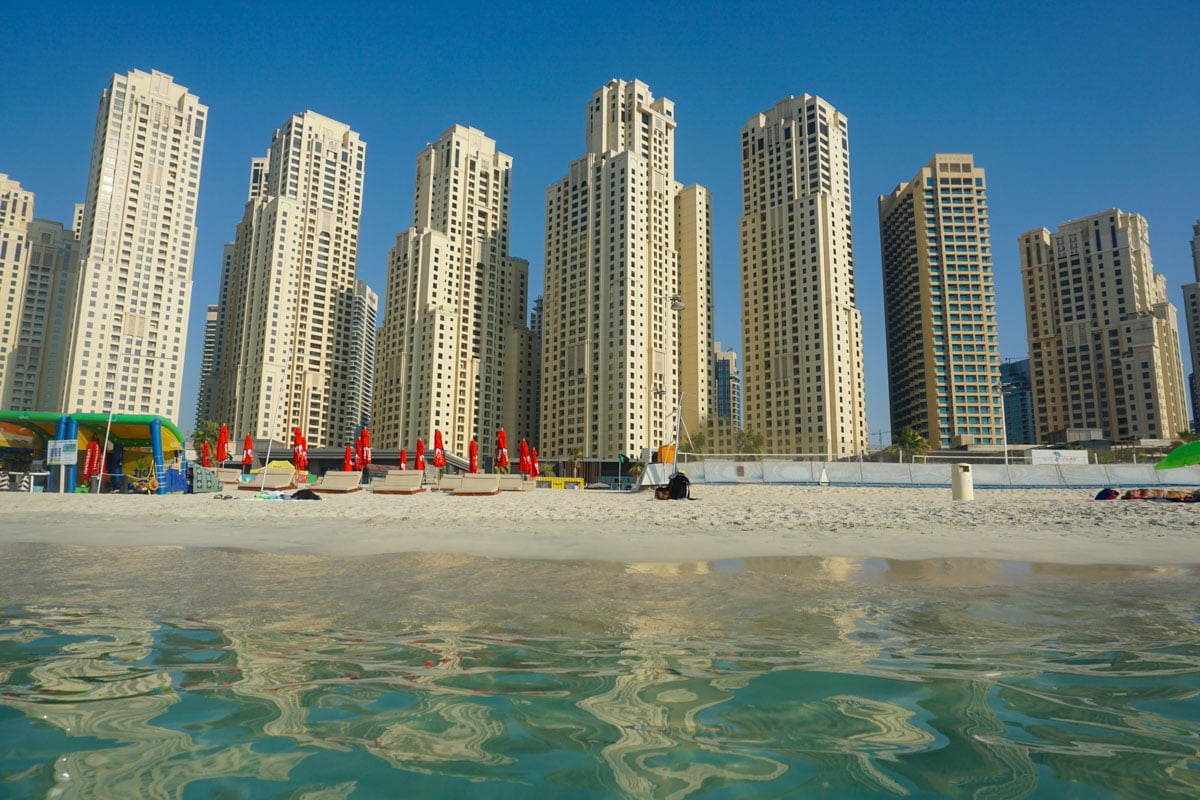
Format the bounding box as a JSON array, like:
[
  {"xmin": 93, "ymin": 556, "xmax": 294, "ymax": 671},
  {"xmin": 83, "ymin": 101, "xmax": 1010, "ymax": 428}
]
[
  {"xmin": 495, "ymin": 428, "xmax": 509, "ymax": 469},
  {"xmin": 415, "ymin": 439, "xmax": 426, "ymax": 470},
  {"xmin": 398, "ymin": 448, "xmax": 407, "ymax": 470},
  {"xmin": 201, "ymin": 440, "xmax": 212, "ymax": 468},
  {"xmin": 530, "ymin": 447, "xmax": 540, "ymax": 478},
  {"xmin": 216, "ymin": 424, "xmax": 230, "ymax": 462},
  {"xmin": 518, "ymin": 439, "xmax": 531, "ymax": 475},
  {"xmin": 433, "ymin": 429, "xmax": 446, "ymax": 468},
  {"xmin": 468, "ymin": 439, "xmax": 479, "ymax": 473}
]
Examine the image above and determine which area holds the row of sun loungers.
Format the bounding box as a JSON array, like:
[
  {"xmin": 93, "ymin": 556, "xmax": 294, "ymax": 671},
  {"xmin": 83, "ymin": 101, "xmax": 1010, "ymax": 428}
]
[{"xmin": 214, "ymin": 466, "xmax": 529, "ymax": 495}]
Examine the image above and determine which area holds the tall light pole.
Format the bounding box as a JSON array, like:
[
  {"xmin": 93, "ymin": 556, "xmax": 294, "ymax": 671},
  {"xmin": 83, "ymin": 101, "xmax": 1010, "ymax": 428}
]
[{"xmin": 997, "ymin": 379, "xmax": 1009, "ymax": 467}]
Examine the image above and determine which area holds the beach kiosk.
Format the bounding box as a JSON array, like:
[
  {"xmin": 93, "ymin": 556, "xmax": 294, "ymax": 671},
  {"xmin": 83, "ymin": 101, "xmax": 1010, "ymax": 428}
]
[{"xmin": 0, "ymin": 411, "xmax": 186, "ymax": 495}]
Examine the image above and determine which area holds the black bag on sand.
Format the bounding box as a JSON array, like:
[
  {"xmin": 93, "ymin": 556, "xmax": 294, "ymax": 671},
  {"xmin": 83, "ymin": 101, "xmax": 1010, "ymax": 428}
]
[
  {"xmin": 667, "ymin": 472, "xmax": 691, "ymax": 500},
  {"xmin": 292, "ymin": 488, "xmax": 323, "ymax": 500}
]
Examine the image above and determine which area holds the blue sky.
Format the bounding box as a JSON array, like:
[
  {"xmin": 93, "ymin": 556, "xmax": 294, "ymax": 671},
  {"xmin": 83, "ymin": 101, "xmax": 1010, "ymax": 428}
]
[{"xmin": 3, "ymin": 0, "xmax": 1198, "ymax": 442}]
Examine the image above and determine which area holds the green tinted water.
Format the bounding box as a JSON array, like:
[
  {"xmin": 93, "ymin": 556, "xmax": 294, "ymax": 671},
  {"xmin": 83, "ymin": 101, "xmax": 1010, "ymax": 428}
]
[{"xmin": 2, "ymin": 546, "xmax": 1198, "ymax": 798}]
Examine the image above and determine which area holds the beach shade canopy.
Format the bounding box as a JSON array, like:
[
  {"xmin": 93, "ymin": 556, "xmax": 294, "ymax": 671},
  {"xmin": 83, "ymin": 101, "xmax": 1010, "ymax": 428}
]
[
  {"xmin": 518, "ymin": 439, "xmax": 531, "ymax": 475},
  {"xmin": 216, "ymin": 424, "xmax": 230, "ymax": 462},
  {"xmin": 343, "ymin": 445, "xmax": 353, "ymax": 471},
  {"xmin": 362, "ymin": 427, "xmax": 372, "ymax": 464},
  {"xmin": 433, "ymin": 429, "xmax": 446, "ymax": 468},
  {"xmin": 201, "ymin": 440, "xmax": 212, "ymax": 468},
  {"xmin": 398, "ymin": 448, "xmax": 407, "ymax": 470},
  {"xmin": 252, "ymin": 459, "xmax": 295, "ymax": 474},
  {"xmin": 495, "ymin": 428, "xmax": 509, "ymax": 469},
  {"xmin": 415, "ymin": 439, "xmax": 426, "ymax": 470},
  {"xmin": 1155, "ymin": 440, "xmax": 1200, "ymax": 470},
  {"xmin": 468, "ymin": 439, "xmax": 479, "ymax": 473},
  {"xmin": 530, "ymin": 447, "xmax": 540, "ymax": 478},
  {"xmin": 242, "ymin": 434, "xmax": 254, "ymax": 467}
]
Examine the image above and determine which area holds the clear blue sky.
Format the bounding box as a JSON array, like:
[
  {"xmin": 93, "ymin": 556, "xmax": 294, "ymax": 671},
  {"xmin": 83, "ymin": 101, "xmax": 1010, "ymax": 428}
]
[{"xmin": 3, "ymin": 0, "xmax": 1198, "ymax": 444}]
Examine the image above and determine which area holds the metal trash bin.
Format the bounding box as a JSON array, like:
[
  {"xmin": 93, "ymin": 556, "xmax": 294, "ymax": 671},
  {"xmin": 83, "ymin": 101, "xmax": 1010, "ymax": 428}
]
[{"xmin": 951, "ymin": 463, "xmax": 974, "ymax": 501}]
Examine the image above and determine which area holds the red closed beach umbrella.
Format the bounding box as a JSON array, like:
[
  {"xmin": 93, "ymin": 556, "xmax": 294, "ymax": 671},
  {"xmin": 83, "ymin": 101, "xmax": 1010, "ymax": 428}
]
[
  {"xmin": 298, "ymin": 431, "xmax": 308, "ymax": 471},
  {"xmin": 398, "ymin": 449, "xmax": 407, "ymax": 470},
  {"xmin": 82, "ymin": 439, "xmax": 100, "ymax": 481},
  {"xmin": 362, "ymin": 427, "xmax": 372, "ymax": 465},
  {"xmin": 201, "ymin": 440, "xmax": 212, "ymax": 468},
  {"xmin": 530, "ymin": 447, "xmax": 540, "ymax": 478},
  {"xmin": 433, "ymin": 429, "xmax": 446, "ymax": 468},
  {"xmin": 354, "ymin": 435, "xmax": 364, "ymax": 470},
  {"xmin": 518, "ymin": 439, "xmax": 531, "ymax": 475},
  {"xmin": 415, "ymin": 439, "xmax": 426, "ymax": 471},
  {"xmin": 343, "ymin": 445, "xmax": 353, "ymax": 472},
  {"xmin": 292, "ymin": 428, "xmax": 303, "ymax": 468},
  {"xmin": 495, "ymin": 428, "xmax": 509, "ymax": 469},
  {"xmin": 216, "ymin": 424, "xmax": 230, "ymax": 463},
  {"xmin": 468, "ymin": 439, "xmax": 479, "ymax": 473},
  {"xmin": 242, "ymin": 434, "xmax": 254, "ymax": 472}
]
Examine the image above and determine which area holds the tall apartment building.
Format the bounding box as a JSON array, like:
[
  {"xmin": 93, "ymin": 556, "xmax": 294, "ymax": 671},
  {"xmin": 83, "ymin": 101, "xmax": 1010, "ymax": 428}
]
[
  {"xmin": 211, "ymin": 111, "xmax": 366, "ymax": 446},
  {"xmin": 195, "ymin": 304, "xmax": 219, "ymax": 423},
  {"xmin": 344, "ymin": 279, "xmax": 378, "ymax": 440},
  {"xmin": 1020, "ymin": 210, "xmax": 1188, "ymax": 442},
  {"xmin": 542, "ymin": 79, "xmax": 713, "ymax": 460},
  {"xmin": 64, "ymin": 69, "xmax": 207, "ymax": 421},
  {"xmin": 374, "ymin": 125, "xmax": 534, "ymax": 457},
  {"xmin": 708, "ymin": 341, "xmax": 742, "ymax": 454},
  {"xmin": 1181, "ymin": 221, "xmax": 1200, "ymax": 427},
  {"xmin": 739, "ymin": 95, "xmax": 867, "ymax": 458},
  {"xmin": 879, "ymin": 154, "xmax": 1002, "ymax": 449},
  {"xmin": 1000, "ymin": 358, "xmax": 1036, "ymax": 445},
  {"xmin": 529, "ymin": 295, "xmax": 543, "ymax": 447},
  {"xmin": 0, "ymin": 176, "xmax": 35, "ymax": 402}
]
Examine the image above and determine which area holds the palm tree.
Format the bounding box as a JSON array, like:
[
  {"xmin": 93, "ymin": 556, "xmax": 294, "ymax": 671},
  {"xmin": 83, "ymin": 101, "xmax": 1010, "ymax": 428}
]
[
  {"xmin": 192, "ymin": 419, "xmax": 220, "ymax": 452},
  {"xmin": 685, "ymin": 430, "xmax": 707, "ymax": 458},
  {"xmin": 569, "ymin": 446, "xmax": 584, "ymax": 479},
  {"xmin": 737, "ymin": 428, "xmax": 765, "ymax": 461},
  {"xmin": 889, "ymin": 428, "xmax": 930, "ymax": 462}
]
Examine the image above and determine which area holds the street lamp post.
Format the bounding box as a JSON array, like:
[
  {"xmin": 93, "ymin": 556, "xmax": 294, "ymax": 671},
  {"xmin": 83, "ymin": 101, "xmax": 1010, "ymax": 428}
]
[{"xmin": 997, "ymin": 380, "xmax": 1009, "ymax": 468}]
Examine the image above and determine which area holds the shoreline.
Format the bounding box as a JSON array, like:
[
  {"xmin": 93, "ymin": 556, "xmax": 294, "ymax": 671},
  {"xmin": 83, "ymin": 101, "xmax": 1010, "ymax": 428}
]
[{"xmin": 2, "ymin": 484, "xmax": 1199, "ymax": 567}]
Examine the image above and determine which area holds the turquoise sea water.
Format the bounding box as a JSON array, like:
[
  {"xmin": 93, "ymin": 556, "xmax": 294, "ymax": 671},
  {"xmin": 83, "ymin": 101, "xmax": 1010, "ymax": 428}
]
[{"xmin": 1, "ymin": 545, "xmax": 1198, "ymax": 798}]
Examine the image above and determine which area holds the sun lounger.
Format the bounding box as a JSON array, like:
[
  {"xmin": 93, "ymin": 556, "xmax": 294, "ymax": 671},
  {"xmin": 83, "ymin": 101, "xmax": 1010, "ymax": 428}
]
[
  {"xmin": 371, "ymin": 471, "xmax": 425, "ymax": 495},
  {"xmin": 215, "ymin": 467, "xmax": 244, "ymax": 487},
  {"xmin": 310, "ymin": 470, "xmax": 364, "ymax": 494},
  {"xmin": 497, "ymin": 474, "xmax": 529, "ymax": 492},
  {"xmin": 239, "ymin": 469, "xmax": 296, "ymax": 491},
  {"xmin": 454, "ymin": 474, "xmax": 500, "ymax": 496},
  {"xmin": 436, "ymin": 475, "xmax": 463, "ymax": 493}
]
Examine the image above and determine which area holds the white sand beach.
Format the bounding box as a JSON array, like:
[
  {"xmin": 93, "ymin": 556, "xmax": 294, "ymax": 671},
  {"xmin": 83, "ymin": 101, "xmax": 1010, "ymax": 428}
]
[{"xmin": 2, "ymin": 484, "xmax": 1199, "ymax": 566}]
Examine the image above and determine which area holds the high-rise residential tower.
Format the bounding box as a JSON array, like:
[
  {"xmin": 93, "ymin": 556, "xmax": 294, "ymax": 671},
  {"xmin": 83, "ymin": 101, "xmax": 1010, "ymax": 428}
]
[
  {"xmin": 879, "ymin": 154, "xmax": 1002, "ymax": 448},
  {"xmin": 211, "ymin": 111, "xmax": 366, "ymax": 446},
  {"xmin": 195, "ymin": 303, "xmax": 219, "ymax": 424},
  {"xmin": 1181, "ymin": 221, "xmax": 1200, "ymax": 427},
  {"xmin": 64, "ymin": 70, "xmax": 207, "ymax": 421},
  {"xmin": 1020, "ymin": 210, "xmax": 1188, "ymax": 442},
  {"xmin": 739, "ymin": 95, "xmax": 867, "ymax": 458},
  {"xmin": 345, "ymin": 279, "xmax": 378, "ymax": 440},
  {"xmin": 374, "ymin": 125, "xmax": 534, "ymax": 457},
  {"xmin": 0, "ymin": 175, "xmax": 36, "ymax": 403},
  {"xmin": 542, "ymin": 79, "xmax": 713, "ymax": 460}
]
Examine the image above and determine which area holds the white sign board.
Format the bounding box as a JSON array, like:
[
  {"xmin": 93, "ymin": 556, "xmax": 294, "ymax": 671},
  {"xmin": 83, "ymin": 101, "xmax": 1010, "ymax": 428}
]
[
  {"xmin": 47, "ymin": 439, "xmax": 79, "ymax": 466},
  {"xmin": 1029, "ymin": 449, "xmax": 1089, "ymax": 465}
]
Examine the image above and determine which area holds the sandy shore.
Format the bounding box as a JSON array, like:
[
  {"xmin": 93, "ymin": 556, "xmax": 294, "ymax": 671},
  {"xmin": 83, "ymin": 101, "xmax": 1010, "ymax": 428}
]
[{"xmin": 2, "ymin": 484, "xmax": 1199, "ymax": 566}]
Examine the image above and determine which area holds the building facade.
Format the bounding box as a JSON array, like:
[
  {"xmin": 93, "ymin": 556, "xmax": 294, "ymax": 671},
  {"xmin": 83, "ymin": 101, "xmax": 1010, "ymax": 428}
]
[
  {"xmin": 211, "ymin": 111, "xmax": 366, "ymax": 447},
  {"xmin": 1020, "ymin": 210, "xmax": 1188, "ymax": 443},
  {"xmin": 708, "ymin": 341, "xmax": 742, "ymax": 454},
  {"xmin": 1000, "ymin": 358, "xmax": 1036, "ymax": 445},
  {"xmin": 64, "ymin": 70, "xmax": 207, "ymax": 422},
  {"xmin": 0, "ymin": 175, "xmax": 36, "ymax": 405},
  {"xmin": 344, "ymin": 279, "xmax": 377, "ymax": 441},
  {"xmin": 541, "ymin": 79, "xmax": 713, "ymax": 460},
  {"xmin": 373, "ymin": 125, "xmax": 534, "ymax": 458},
  {"xmin": 195, "ymin": 303, "xmax": 219, "ymax": 424},
  {"xmin": 1181, "ymin": 220, "xmax": 1200, "ymax": 429},
  {"xmin": 739, "ymin": 95, "xmax": 867, "ymax": 458},
  {"xmin": 879, "ymin": 154, "xmax": 1002, "ymax": 449}
]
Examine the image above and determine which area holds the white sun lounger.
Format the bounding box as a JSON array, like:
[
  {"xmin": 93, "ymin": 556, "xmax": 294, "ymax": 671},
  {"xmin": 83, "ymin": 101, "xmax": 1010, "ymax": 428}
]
[
  {"xmin": 497, "ymin": 474, "xmax": 529, "ymax": 492},
  {"xmin": 310, "ymin": 470, "xmax": 364, "ymax": 494},
  {"xmin": 371, "ymin": 471, "xmax": 425, "ymax": 495},
  {"xmin": 215, "ymin": 467, "xmax": 244, "ymax": 487},
  {"xmin": 239, "ymin": 469, "xmax": 296, "ymax": 491},
  {"xmin": 454, "ymin": 474, "xmax": 501, "ymax": 496}
]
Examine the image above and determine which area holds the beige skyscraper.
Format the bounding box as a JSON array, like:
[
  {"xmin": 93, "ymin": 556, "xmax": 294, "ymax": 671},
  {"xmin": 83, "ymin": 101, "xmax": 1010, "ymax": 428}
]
[
  {"xmin": 739, "ymin": 95, "xmax": 867, "ymax": 458},
  {"xmin": 1020, "ymin": 210, "xmax": 1188, "ymax": 442},
  {"xmin": 1181, "ymin": 220, "xmax": 1200, "ymax": 426},
  {"xmin": 879, "ymin": 154, "xmax": 1002, "ymax": 449},
  {"xmin": 374, "ymin": 125, "xmax": 534, "ymax": 457},
  {"xmin": 0, "ymin": 175, "xmax": 36, "ymax": 400},
  {"xmin": 542, "ymin": 79, "xmax": 713, "ymax": 460},
  {"xmin": 212, "ymin": 111, "xmax": 366, "ymax": 447},
  {"xmin": 64, "ymin": 70, "xmax": 207, "ymax": 422}
]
